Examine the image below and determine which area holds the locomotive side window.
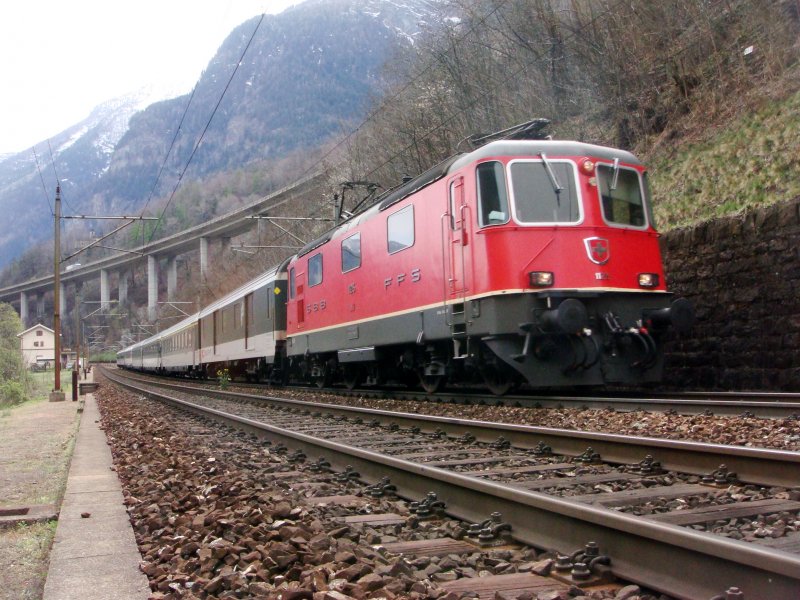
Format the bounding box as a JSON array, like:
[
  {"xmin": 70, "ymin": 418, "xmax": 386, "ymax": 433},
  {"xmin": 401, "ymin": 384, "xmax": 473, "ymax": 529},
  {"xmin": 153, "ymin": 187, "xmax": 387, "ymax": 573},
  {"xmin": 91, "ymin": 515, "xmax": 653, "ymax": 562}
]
[
  {"xmin": 308, "ymin": 253, "xmax": 323, "ymax": 287},
  {"xmin": 597, "ymin": 164, "xmax": 647, "ymax": 227},
  {"xmin": 341, "ymin": 232, "xmax": 361, "ymax": 273},
  {"xmin": 477, "ymin": 161, "xmax": 509, "ymax": 226},
  {"xmin": 510, "ymin": 161, "xmax": 580, "ymax": 224},
  {"xmin": 387, "ymin": 205, "xmax": 414, "ymax": 254},
  {"xmin": 289, "ymin": 268, "xmax": 296, "ymax": 299}
]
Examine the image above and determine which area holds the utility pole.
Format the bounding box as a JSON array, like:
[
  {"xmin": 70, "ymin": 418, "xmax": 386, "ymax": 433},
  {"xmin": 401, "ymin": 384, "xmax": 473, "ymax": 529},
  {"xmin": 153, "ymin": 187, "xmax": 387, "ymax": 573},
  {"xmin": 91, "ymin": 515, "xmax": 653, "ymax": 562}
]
[
  {"xmin": 50, "ymin": 185, "xmax": 65, "ymax": 402},
  {"xmin": 74, "ymin": 285, "xmax": 81, "ymax": 380}
]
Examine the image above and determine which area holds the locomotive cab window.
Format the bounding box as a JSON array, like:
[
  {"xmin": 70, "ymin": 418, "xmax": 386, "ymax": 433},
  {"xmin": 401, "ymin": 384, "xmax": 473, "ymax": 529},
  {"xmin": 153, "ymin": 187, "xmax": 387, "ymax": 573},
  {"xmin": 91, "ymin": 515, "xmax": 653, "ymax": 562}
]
[
  {"xmin": 308, "ymin": 253, "xmax": 323, "ymax": 287},
  {"xmin": 509, "ymin": 160, "xmax": 580, "ymax": 224},
  {"xmin": 477, "ymin": 161, "xmax": 510, "ymax": 226},
  {"xmin": 289, "ymin": 268, "xmax": 296, "ymax": 299},
  {"xmin": 341, "ymin": 232, "xmax": 361, "ymax": 273},
  {"xmin": 387, "ymin": 205, "xmax": 414, "ymax": 254},
  {"xmin": 597, "ymin": 164, "xmax": 647, "ymax": 228}
]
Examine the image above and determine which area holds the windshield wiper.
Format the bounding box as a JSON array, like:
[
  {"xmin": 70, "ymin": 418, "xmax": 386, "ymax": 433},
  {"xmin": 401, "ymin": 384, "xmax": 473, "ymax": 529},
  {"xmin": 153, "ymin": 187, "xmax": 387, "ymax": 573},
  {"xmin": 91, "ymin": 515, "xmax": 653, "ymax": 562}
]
[
  {"xmin": 539, "ymin": 153, "xmax": 563, "ymax": 194},
  {"xmin": 610, "ymin": 157, "xmax": 620, "ymax": 191}
]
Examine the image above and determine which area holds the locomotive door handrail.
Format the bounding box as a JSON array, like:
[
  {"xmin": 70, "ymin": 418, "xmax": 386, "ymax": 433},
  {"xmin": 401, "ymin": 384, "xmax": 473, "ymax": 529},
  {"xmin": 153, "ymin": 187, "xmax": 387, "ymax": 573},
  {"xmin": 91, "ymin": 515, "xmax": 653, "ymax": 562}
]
[{"xmin": 442, "ymin": 176, "xmax": 471, "ymax": 329}]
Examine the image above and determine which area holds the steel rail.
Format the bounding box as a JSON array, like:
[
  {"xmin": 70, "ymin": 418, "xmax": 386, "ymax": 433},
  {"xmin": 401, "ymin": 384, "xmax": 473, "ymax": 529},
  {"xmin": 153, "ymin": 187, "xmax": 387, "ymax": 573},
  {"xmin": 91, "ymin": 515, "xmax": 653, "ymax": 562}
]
[
  {"xmin": 103, "ymin": 369, "xmax": 800, "ymax": 599},
  {"xmin": 109, "ymin": 370, "xmax": 800, "ymax": 488},
  {"xmin": 365, "ymin": 388, "xmax": 800, "ymax": 418},
  {"xmin": 142, "ymin": 377, "xmax": 800, "ymax": 418}
]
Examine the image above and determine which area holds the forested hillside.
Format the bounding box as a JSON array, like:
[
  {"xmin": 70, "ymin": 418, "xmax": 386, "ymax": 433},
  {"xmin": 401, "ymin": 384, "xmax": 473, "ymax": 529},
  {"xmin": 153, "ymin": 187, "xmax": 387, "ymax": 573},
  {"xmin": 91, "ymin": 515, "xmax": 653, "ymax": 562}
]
[{"xmin": 332, "ymin": 0, "xmax": 800, "ymax": 230}]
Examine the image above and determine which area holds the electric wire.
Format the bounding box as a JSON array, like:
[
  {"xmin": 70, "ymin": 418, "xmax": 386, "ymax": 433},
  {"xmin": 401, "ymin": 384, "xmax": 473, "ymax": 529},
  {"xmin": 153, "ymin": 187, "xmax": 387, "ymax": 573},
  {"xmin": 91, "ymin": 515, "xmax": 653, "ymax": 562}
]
[
  {"xmin": 146, "ymin": 13, "xmax": 266, "ymax": 246},
  {"xmin": 139, "ymin": 83, "xmax": 200, "ymax": 220},
  {"xmin": 31, "ymin": 146, "xmax": 54, "ymax": 216},
  {"xmin": 46, "ymin": 139, "xmax": 77, "ymax": 214}
]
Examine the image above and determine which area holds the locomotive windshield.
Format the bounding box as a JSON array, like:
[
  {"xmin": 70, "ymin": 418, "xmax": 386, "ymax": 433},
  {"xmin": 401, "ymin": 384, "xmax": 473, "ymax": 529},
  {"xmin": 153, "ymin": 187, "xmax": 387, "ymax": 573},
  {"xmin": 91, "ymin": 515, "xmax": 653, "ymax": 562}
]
[
  {"xmin": 597, "ymin": 164, "xmax": 647, "ymax": 227},
  {"xmin": 509, "ymin": 160, "xmax": 580, "ymax": 224}
]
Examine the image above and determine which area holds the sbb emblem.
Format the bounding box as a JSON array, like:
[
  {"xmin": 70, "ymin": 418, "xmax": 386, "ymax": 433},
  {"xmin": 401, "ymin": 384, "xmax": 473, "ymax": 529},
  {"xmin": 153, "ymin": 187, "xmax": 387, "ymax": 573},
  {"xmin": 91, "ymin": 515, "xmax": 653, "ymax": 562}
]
[{"xmin": 584, "ymin": 237, "xmax": 610, "ymax": 265}]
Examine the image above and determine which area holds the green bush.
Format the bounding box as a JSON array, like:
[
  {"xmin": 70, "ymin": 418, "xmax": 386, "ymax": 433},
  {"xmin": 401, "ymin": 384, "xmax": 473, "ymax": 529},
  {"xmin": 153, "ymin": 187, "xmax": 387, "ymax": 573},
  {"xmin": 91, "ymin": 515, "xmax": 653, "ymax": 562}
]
[{"xmin": 0, "ymin": 380, "xmax": 26, "ymax": 407}]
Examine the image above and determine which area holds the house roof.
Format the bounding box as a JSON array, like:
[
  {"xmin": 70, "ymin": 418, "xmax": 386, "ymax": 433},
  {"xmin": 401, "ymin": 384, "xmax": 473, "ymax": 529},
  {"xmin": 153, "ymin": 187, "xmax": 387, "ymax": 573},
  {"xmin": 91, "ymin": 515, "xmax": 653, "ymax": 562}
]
[{"xmin": 17, "ymin": 323, "xmax": 55, "ymax": 338}]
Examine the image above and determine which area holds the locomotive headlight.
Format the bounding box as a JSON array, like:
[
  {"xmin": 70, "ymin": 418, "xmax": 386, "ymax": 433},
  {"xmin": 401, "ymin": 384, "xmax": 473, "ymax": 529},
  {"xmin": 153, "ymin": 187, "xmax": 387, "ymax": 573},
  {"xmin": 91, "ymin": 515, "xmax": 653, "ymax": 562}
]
[
  {"xmin": 638, "ymin": 273, "xmax": 660, "ymax": 288},
  {"xmin": 529, "ymin": 271, "xmax": 554, "ymax": 287},
  {"xmin": 581, "ymin": 159, "xmax": 595, "ymax": 173}
]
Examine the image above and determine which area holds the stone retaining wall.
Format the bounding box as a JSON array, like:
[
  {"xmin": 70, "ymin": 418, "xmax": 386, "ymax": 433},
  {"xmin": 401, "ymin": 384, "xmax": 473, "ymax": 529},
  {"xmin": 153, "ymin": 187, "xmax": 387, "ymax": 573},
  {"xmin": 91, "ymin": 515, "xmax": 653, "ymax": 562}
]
[{"xmin": 660, "ymin": 197, "xmax": 800, "ymax": 390}]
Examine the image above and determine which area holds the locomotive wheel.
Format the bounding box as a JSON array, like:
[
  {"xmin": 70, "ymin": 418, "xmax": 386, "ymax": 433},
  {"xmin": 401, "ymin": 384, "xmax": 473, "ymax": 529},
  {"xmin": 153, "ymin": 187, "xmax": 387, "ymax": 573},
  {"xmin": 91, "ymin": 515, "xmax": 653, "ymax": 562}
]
[
  {"xmin": 312, "ymin": 359, "xmax": 335, "ymax": 389},
  {"xmin": 418, "ymin": 372, "xmax": 445, "ymax": 394},
  {"xmin": 342, "ymin": 365, "xmax": 363, "ymax": 390},
  {"xmin": 480, "ymin": 362, "xmax": 517, "ymax": 396}
]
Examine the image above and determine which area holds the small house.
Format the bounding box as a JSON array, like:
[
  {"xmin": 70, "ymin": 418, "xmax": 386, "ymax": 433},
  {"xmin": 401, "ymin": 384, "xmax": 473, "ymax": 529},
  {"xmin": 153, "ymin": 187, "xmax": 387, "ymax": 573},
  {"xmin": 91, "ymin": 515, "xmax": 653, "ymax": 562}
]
[{"xmin": 17, "ymin": 324, "xmax": 55, "ymax": 369}]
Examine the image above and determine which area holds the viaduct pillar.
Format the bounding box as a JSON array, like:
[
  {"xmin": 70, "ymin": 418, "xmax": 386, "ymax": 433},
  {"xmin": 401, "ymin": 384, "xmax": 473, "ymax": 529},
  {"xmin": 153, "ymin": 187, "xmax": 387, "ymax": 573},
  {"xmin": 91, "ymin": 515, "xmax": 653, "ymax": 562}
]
[
  {"xmin": 167, "ymin": 257, "xmax": 178, "ymax": 301},
  {"xmin": 36, "ymin": 294, "xmax": 45, "ymax": 321},
  {"xmin": 20, "ymin": 292, "xmax": 28, "ymax": 325},
  {"xmin": 200, "ymin": 237, "xmax": 209, "ymax": 279},
  {"xmin": 100, "ymin": 269, "xmax": 110, "ymax": 311},
  {"xmin": 147, "ymin": 255, "xmax": 158, "ymax": 322},
  {"xmin": 119, "ymin": 271, "xmax": 129, "ymax": 306}
]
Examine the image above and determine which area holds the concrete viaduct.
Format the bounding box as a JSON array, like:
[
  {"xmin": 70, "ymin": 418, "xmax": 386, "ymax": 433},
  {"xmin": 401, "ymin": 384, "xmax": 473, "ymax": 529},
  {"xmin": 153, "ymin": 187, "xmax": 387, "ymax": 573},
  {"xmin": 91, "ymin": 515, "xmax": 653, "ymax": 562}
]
[{"xmin": 0, "ymin": 172, "xmax": 324, "ymax": 333}]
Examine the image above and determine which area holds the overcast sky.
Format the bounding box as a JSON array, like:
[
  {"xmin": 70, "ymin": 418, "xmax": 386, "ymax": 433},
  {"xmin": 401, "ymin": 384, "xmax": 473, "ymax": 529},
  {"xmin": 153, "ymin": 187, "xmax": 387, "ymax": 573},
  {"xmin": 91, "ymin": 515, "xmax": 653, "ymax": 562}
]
[{"xmin": 0, "ymin": 0, "xmax": 300, "ymax": 155}]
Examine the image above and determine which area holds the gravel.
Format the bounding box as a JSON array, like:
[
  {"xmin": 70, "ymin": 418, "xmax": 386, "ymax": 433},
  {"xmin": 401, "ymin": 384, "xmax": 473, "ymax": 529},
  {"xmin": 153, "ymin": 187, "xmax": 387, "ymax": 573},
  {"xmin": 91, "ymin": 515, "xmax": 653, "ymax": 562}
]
[{"xmin": 96, "ymin": 380, "xmax": 672, "ymax": 600}]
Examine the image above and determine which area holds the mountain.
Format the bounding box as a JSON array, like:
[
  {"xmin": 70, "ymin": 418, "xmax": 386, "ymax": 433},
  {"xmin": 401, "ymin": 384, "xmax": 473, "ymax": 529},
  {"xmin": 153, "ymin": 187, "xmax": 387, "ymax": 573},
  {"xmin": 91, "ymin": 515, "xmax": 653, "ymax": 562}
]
[
  {"xmin": 0, "ymin": 0, "xmax": 438, "ymax": 272},
  {"xmin": 0, "ymin": 88, "xmax": 180, "ymax": 263}
]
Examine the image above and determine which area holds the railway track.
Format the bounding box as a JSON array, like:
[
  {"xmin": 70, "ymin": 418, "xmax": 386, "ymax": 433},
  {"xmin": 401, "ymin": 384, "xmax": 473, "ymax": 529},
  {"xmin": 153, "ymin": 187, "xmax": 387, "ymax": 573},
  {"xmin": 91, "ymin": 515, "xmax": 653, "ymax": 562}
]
[
  {"xmin": 101, "ymin": 363, "xmax": 800, "ymax": 417},
  {"xmin": 103, "ymin": 367, "xmax": 800, "ymax": 599}
]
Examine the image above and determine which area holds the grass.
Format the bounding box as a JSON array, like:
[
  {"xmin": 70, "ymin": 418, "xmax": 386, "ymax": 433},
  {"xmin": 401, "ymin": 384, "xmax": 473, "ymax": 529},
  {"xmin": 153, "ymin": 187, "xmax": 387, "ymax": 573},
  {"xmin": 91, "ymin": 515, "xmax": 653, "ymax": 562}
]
[
  {"xmin": 0, "ymin": 370, "xmax": 82, "ymax": 600},
  {"xmin": 647, "ymin": 89, "xmax": 800, "ymax": 229},
  {"xmin": 0, "ymin": 521, "xmax": 58, "ymax": 600}
]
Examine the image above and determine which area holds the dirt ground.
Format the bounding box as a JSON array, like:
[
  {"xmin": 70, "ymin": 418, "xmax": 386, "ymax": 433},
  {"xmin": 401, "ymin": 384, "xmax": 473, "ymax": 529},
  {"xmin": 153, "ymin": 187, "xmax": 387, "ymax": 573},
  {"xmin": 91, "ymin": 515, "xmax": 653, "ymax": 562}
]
[{"xmin": 0, "ymin": 386, "xmax": 81, "ymax": 600}]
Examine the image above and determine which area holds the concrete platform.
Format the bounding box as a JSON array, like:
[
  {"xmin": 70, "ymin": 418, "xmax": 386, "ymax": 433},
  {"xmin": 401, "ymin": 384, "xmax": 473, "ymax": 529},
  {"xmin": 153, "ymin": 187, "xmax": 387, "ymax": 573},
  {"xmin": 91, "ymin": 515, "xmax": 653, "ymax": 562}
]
[{"xmin": 44, "ymin": 375, "xmax": 150, "ymax": 600}]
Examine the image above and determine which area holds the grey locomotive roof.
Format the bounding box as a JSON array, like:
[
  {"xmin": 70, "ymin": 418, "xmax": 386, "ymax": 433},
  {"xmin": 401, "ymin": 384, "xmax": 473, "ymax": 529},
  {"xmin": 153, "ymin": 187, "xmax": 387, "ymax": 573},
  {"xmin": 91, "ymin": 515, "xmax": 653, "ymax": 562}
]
[
  {"xmin": 320, "ymin": 139, "xmax": 643, "ymax": 245},
  {"xmin": 449, "ymin": 139, "xmax": 642, "ymax": 172}
]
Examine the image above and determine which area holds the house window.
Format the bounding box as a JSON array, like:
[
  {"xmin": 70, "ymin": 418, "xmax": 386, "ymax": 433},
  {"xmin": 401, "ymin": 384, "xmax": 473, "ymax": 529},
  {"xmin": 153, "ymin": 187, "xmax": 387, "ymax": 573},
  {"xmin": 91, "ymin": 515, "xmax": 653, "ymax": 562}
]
[{"xmin": 36, "ymin": 330, "xmax": 43, "ymax": 336}]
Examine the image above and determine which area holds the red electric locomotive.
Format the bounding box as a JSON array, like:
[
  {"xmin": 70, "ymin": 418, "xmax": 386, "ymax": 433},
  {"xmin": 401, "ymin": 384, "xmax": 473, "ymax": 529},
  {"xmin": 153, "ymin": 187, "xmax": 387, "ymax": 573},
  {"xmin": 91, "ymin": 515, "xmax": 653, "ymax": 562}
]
[{"xmin": 284, "ymin": 123, "xmax": 693, "ymax": 394}]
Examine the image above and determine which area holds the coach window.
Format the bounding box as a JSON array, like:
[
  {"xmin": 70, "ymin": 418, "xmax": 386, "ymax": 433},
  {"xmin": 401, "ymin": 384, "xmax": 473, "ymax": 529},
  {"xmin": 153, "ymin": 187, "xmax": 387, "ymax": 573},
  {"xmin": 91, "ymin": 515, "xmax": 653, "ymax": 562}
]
[
  {"xmin": 477, "ymin": 161, "xmax": 510, "ymax": 226},
  {"xmin": 309, "ymin": 253, "xmax": 323, "ymax": 287},
  {"xmin": 341, "ymin": 232, "xmax": 361, "ymax": 273},
  {"xmin": 510, "ymin": 160, "xmax": 580, "ymax": 224},
  {"xmin": 387, "ymin": 205, "xmax": 414, "ymax": 254},
  {"xmin": 289, "ymin": 268, "xmax": 296, "ymax": 299},
  {"xmin": 234, "ymin": 302, "xmax": 242, "ymax": 329}
]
